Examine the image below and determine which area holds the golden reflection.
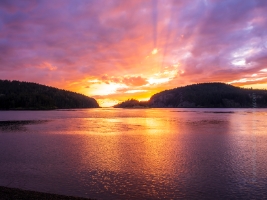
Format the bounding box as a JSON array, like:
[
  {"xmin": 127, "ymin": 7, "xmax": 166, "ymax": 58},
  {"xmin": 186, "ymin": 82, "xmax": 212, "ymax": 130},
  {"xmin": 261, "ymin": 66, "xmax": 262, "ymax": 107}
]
[
  {"xmin": 77, "ymin": 110, "xmax": 186, "ymax": 179},
  {"xmin": 80, "ymin": 133, "xmax": 121, "ymax": 172},
  {"xmin": 140, "ymin": 116, "xmax": 178, "ymax": 176}
]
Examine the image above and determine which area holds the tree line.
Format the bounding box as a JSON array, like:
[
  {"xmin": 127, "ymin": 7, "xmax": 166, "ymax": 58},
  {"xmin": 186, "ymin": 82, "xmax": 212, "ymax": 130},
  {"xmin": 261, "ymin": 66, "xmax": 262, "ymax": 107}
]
[
  {"xmin": 115, "ymin": 83, "xmax": 267, "ymax": 108},
  {"xmin": 0, "ymin": 80, "xmax": 99, "ymax": 110}
]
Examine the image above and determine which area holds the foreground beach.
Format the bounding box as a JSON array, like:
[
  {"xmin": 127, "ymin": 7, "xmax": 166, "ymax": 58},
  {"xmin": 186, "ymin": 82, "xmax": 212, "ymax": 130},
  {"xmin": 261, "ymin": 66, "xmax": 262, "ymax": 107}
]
[{"xmin": 0, "ymin": 186, "xmax": 93, "ymax": 200}]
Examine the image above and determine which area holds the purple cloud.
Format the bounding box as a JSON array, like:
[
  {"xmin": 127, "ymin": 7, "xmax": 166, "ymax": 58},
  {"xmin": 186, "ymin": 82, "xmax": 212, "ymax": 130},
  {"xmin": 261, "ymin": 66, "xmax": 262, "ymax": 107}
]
[{"xmin": 0, "ymin": 0, "xmax": 267, "ymax": 105}]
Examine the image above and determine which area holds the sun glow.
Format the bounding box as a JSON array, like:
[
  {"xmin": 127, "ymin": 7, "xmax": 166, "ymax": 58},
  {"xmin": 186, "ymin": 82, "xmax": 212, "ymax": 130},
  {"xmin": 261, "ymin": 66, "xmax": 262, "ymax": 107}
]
[
  {"xmin": 87, "ymin": 82, "xmax": 123, "ymax": 96},
  {"xmin": 151, "ymin": 48, "xmax": 158, "ymax": 55},
  {"xmin": 125, "ymin": 89, "xmax": 148, "ymax": 93},
  {"xmin": 148, "ymin": 77, "xmax": 170, "ymax": 84},
  {"xmin": 98, "ymin": 99, "xmax": 120, "ymax": 107}
]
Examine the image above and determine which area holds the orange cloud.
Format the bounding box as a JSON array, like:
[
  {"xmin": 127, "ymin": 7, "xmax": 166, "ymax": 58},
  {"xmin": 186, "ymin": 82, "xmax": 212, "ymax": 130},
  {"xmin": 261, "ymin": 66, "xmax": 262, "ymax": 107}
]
[
  {"xmin": 1, "ymin": 0, "xmax": 267, "ymax": 107},
  {"xmin": 122, "ymin": 76, "xmax": 147, "ymax": 86}
]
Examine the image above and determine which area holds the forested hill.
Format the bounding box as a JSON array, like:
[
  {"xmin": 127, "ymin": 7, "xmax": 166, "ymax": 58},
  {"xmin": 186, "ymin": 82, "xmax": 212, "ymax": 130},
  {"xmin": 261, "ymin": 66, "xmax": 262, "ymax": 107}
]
[
  {"xmin": 0, "ymin": 80, "xmax": 99, "ymax": 109},
  {"xmin": 149, "ymin": 83, "xmax": 267, "ymax": 108}
]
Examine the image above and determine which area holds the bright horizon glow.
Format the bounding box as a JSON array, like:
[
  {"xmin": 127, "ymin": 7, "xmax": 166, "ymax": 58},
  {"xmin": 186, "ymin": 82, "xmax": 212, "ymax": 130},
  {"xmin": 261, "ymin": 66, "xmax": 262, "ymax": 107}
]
[
  {"xmin": 147, "ymin": 77, "xmax": 170, "ymax": 85},
  {"xmin": 151, "ymin": 48, "xmax": 158, "ymax": 55},
  {"xmin": 1, "ymin": 1, "xmax": 267, "ymax": 107}
]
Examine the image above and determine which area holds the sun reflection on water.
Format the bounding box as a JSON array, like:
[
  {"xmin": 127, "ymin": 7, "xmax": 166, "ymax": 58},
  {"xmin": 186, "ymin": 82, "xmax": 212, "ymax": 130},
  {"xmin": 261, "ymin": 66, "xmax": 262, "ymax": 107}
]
[{"xmin": 1, "ymin": 109, "xmax": 267, "ymax": 199}]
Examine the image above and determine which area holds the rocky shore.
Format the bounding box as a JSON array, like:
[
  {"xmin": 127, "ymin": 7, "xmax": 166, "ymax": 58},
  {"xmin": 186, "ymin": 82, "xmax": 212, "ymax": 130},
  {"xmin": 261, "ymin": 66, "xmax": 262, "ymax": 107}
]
[{"xmin": 0, "ymin": 186, "xmax": 94, "ymax": 200}]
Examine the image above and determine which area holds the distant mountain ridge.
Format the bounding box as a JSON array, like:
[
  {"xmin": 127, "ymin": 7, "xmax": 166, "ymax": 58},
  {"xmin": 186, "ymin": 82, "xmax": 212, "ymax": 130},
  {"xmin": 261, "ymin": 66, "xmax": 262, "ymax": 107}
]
[
  {"xmin": 0, "ymin": 80, "xmax": 99, "ymax": 110},
  {"xmin": 115, "ymin": 83, "xmax": 267, "ymax": 108}
]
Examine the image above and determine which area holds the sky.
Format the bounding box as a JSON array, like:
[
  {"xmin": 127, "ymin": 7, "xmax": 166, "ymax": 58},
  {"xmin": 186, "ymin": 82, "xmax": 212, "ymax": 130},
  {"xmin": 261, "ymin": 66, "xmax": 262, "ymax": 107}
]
[{"xmin": 1, "ymin": 0, "xmax": 267, "ymax": 107}]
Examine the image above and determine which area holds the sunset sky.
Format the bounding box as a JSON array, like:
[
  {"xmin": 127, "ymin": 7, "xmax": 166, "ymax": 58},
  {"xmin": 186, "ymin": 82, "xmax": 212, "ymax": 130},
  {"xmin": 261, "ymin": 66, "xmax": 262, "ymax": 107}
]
[{"xmin": 1, "ymin": 0, "xmax": 267, "ymax": 106}]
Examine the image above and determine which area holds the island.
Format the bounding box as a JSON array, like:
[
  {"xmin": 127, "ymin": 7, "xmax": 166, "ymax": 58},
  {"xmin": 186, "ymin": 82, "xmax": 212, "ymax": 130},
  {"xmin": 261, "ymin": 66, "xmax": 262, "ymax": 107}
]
[
  {"xmin": 114, "ymin": 99, "xmax": 149, "ymax": 108},
  {"xmin": 114, "ymin": 83, "xmax": 267, "ymax": 108},
  {"xmin": 0, "ymin": 80, "xmax": 99, "ymax": 110}
]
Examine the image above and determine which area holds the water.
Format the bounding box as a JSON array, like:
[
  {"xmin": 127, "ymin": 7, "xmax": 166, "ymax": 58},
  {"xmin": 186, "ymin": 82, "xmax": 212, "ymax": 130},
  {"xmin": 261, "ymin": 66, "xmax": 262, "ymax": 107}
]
[{"xmin": 0, "ymin": 108, "xmax": 267, "ymax": 199}]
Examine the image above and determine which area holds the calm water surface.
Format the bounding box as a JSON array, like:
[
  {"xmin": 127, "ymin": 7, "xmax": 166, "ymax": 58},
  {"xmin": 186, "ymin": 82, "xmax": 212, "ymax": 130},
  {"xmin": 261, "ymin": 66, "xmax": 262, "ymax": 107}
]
[{"xmin": 0, "ymin": 108, "xmax": 267, "ymax": 199}]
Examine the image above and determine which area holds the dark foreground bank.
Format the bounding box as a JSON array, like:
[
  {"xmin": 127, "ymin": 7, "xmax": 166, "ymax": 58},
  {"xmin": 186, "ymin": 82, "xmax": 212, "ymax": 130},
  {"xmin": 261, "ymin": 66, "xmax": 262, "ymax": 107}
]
[{"xmin": 0, "ymin": 186, "xmax": 94, "ymax": 200}]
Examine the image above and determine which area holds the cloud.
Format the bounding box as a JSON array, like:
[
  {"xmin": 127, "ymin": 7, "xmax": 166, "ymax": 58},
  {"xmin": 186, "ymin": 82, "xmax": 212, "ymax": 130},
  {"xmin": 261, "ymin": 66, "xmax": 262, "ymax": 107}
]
[
  {"xmin": 1, "ymin": 0, "xmax": 267, "ymax": 106},
  {"xmin": 122, "ymin": 76, "xmax": 147, "ymax": 86},
  {"xmin": 99, "ymin": 75, "xmax": 147, "ymax": 86}
]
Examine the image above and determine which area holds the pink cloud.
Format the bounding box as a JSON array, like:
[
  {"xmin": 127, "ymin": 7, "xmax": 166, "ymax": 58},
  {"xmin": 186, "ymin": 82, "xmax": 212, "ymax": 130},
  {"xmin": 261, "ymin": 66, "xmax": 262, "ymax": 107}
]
[{"xmin": 1, "ymin": 0, "xmax": 267, "ymax": 105}]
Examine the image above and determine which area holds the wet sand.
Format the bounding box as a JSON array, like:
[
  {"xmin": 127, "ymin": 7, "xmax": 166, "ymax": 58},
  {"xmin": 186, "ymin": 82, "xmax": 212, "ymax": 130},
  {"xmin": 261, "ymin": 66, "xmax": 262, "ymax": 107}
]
[{"xmin": 0, "ymin": 186, "xmax": 94, "ymax": 200}]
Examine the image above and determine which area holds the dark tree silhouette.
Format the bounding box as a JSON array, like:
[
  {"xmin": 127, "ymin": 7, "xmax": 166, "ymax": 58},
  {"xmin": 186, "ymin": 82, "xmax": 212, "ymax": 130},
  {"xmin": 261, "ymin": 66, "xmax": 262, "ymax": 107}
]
[
  {"xmin": 0, "ymin": 80, "xmax": 99, "ymax": 109},
  {"xmin": 115, "ymin": 83, "xmax": 267, "ymax": 108},
  {"xmin": 114, "ymin": 99, "xmax": 149, "ymax": 108},
  {"xmin": 149, "ymin": 83, "xmax": 267, "ymax": 108}
]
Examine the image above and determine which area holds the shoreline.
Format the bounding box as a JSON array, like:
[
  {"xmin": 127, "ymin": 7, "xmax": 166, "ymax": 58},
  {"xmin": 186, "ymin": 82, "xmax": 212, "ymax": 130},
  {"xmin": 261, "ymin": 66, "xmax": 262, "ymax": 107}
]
[{"xmin": 0, "ymin": 186, "xmax": 94, "ymax": 200}]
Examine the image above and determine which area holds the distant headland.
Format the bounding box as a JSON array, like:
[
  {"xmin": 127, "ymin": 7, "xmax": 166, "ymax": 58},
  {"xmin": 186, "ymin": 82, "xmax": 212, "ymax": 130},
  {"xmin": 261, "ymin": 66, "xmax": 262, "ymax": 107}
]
[
  {"xmin": 0, "ymin": 80, "xmax": 99, "ymax": 110},
  {"xmin": 114, "ymin": 83, "xmax": 267, "ymax": 108}
]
